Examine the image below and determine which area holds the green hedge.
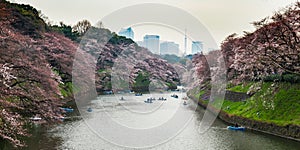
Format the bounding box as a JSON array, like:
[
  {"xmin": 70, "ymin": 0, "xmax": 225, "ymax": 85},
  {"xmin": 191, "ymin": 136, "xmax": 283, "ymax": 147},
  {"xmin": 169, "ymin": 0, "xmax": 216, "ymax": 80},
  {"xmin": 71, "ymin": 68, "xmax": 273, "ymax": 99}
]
[{"xmin": 263, "ymin": 74, "xmax": 300, "ymax": 83}]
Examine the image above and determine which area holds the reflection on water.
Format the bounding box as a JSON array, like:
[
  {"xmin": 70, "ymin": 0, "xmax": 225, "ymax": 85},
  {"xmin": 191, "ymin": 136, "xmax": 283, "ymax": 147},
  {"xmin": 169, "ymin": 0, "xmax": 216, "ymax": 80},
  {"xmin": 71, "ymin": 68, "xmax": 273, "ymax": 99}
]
[
  {"xmin": 2, "ymin": 92, "xmax": 300, "ymax": 149},
  {"xmin": 1, "ymin": 124, "xmax": 62, "ymax": 150}
]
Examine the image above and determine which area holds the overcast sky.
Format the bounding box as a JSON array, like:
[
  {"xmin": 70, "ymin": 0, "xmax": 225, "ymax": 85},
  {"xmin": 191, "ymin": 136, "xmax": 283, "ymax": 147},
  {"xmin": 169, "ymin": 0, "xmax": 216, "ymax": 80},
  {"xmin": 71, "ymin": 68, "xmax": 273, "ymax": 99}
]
[{"xmin": 13, "ymin": 0, "xmax": 299, "ymax": 52}]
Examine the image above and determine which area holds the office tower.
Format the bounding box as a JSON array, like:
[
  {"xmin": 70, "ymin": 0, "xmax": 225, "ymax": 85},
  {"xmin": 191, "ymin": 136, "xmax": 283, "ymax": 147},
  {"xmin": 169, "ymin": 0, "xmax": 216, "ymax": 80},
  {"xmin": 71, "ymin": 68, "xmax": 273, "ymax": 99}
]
[
  {"xmin": 191, "ymin": 41, "xmax": 203, "ymax": 54},
  {"xmin": 143, "ymin": 35, "xmax": 160, "ymax": 54},
  {"xmin": 160, "ymin": 41, "xmax": 179, "ymax": 56},
  {"xmin": 118, "ymin": 27, "xmax": 134, "ymax": 39}
]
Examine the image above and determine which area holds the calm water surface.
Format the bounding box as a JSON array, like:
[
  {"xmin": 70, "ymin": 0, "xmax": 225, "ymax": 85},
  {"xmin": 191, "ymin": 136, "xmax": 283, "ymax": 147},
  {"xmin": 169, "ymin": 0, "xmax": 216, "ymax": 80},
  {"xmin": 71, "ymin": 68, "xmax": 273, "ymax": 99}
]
[{"xmin": 2, "ymin": 92, "xmax": 300, "ymax": 150}]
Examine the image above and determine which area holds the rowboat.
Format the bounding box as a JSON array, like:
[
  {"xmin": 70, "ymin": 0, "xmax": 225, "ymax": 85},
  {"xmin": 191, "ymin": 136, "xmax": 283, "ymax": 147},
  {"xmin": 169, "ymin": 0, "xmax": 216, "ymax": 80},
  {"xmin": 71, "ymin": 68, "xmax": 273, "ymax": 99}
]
[
  {"xmin": 158, "ymin": 97, "xmax": 167, "ymax": 101},
  {"xmin": 30, "ymin": 117, "xmax": 42, "ymax": 121},
  {"xmin": 227, "ymin": 126, "xmax": 246, "ymax": 131},
  {"xmin": 171, "ymin": 94, "xmax": 178, "ymax": 98},
  {"xmin": 144, "ymin": 100, "xmax": 153, "ymax": 103},
  {"xmin": 61, "ymin": 107, "xmax": 74, "ymax": 113},
  {"xmin": 87, "ymin": 108, "xmax": 93, "ymax": 112},
  {"xmin": 135, "ymin": 93, "xmax": 142, "ymax": 96}
]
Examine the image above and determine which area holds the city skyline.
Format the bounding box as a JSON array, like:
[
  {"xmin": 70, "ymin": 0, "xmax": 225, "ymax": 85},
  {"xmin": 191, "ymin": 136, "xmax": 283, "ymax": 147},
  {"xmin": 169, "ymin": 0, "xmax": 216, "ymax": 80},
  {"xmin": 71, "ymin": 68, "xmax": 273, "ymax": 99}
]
[
  {"xmin": 119, "ymin": 26, "xmax": 204, "ymax": 55},
  {"xmin": 13, "ymin": 0, "xmax": 299, "ymax": 48}
]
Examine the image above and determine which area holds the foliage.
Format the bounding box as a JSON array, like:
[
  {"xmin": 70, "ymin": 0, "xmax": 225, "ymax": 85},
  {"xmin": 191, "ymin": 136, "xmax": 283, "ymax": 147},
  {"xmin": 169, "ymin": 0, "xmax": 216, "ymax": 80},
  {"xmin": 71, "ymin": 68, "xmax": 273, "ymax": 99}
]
[
  {"xmin": 132, "ymin": 71, "xmax": 150, "ymax": 92},
  {"xmin": 97, "ymin": 68, "xmax": 106, "ymax": 73},
  {"xmin": 50, "ymin": 22, "xmax": 79, "ymax": 41},
  {"xmin": 262, "ymin": 74, "xmax": 283, "ymax": 82},
  {"xmin": 221, "ymin": 2, "xmax": 300, "ymax": 82},
  {"xmin": 179, "ymin": 58, "xmax": 187, "ymax": 65},
  {"xmin": 192, "ymin": 53, "xmax": 211, "ymax": 84},
  {"xmin": 160, "ymin": 54, "xmax": 187, "ymax": 65},
  {"xmin": 216, "ymin": 82, "xmax": 300, "ymax": 126},
  {"xmin": 0, "ymin": 1, "xmax": 181, "ymax": 146},
  {"xmin": 108, "ymin": 32, "xmax": 134, "ymax": 45},
  {"xmin": 161, "ymin": 54, "xmax": 180, "ymax": 64},
  {"xmin": 59, "ymin": 82, "xmax": 73, "ymax": 98},
  {"xmin": 87, "ymin": 29, "xmax": 180, "ymax": 93},
  {"xmin": 228, "ymin": 82, "xmax": 254, "ymax": 93},
  {"xmin": 72, "ymin": 19, "xmax": 91, "ymax": 36},
  {"xmin": 187, "ymin": 1, "xmax": 300, "ymax": 136},
  {"xmin": 263, "ymin": 74, "xmax": 300, "ymax": 83},
  {"xmin": 5, "ymin": 1, "xmax": 46, "ymax": 38},
  {"xmin": 195, "ymin": 90, "xmax": 205, "ymax": 100},
  {"xmin": 165, "ymin": 82, "xmax": 177, "ymax": 90},
  {"xmin": 0, "ymin": 1, "xmax": 80, "ymax": 146},
  {"xmin": 282, "ymin": 74, "xmax": 300, "ymax": 83}
]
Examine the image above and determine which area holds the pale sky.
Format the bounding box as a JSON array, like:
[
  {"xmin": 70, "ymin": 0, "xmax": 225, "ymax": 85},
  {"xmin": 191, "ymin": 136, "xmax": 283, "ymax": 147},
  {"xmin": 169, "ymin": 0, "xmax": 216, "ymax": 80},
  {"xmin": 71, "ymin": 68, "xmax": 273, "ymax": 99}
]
[{"xmin": 12, "ymin": 0, "xmax": 299, "ymax": 53}]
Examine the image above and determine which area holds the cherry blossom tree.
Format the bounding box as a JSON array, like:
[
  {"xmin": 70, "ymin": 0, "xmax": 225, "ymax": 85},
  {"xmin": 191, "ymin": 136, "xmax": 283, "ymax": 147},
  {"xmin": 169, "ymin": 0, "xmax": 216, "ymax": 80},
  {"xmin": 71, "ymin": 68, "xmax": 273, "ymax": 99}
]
[{"xmin": 220, "ymin": 2, "xmax": 300, "ymax": 83}]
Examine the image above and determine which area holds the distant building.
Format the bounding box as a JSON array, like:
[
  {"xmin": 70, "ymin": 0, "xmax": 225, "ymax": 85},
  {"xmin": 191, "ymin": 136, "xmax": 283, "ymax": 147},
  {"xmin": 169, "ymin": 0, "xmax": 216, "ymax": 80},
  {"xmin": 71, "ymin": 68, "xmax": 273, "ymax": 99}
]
[
  {"xmin": 118, "ymin": 27, "xmax": 134, "ymax": 39},
  {"xmin": 143, "ymin": 35, "xmax": 160, "ymax": 54},
  {"xmin": 160, "ymin": 41, "xmax": 179, "ymax": 56},
  {"xmin": 136, "ymin": 41, "xmax": 145, "ymax": 47},
  {"xmin": 191, "ymin": 41, "xmax": 203, "ymax": 55}
]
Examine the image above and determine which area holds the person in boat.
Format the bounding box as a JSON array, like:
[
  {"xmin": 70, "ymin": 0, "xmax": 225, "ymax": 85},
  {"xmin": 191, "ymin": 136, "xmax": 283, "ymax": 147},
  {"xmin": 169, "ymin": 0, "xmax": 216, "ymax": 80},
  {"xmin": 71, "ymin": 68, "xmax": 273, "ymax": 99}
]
[
  {"xmin": 87, "ymin": 107, "xmax": 92, "ymax": 112},
  {"xmin": 183, "ymin": 101, "xmax": 187, "ymax": 105},
  {"xmin": 235, "ymin": 123, "xmax": 239, "ymax": 127}
]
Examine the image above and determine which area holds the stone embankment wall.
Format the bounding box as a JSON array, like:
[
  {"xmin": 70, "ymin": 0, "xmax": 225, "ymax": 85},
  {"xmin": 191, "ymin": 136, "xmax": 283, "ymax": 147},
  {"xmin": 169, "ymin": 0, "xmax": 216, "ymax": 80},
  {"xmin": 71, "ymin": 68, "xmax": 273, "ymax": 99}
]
[{"xmin": 224, "ymin": 91, "xmax": 250, "ymax": 102}]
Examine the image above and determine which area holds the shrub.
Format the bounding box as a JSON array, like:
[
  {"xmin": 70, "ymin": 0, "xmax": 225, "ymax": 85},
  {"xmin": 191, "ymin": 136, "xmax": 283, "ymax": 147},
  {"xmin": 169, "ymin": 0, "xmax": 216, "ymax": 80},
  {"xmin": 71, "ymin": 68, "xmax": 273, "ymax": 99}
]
[
  {"xmin": 262, "ymin": 74, "xmax": 300, "ymax": 83},
  {"xmin": 282, "ymin": 74, "xmax": 300, "ymax": 83},
  {"xmin": 263, "ymin": 74, "xmax": 282, "ymax": 82}
]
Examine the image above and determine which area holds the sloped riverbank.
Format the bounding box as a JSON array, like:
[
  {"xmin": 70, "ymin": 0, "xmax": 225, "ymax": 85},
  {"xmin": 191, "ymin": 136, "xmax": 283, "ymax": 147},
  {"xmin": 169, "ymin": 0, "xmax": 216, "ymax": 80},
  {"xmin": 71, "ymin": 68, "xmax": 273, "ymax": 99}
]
[{"xmin": 187, "ymin": 82, "xmax": 300, "ymax": 141}]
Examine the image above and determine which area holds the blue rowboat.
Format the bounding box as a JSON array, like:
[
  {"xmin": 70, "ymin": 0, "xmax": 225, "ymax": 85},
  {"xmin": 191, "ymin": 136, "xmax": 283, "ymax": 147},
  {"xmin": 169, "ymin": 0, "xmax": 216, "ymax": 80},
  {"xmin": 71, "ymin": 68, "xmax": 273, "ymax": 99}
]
[
  {"xmin": 61, "ymin": 107, "xmax": 74, "ymax": 113},
  {"xmin": 227, "ymin": 126, "xmax": 246, "ymax": 131},
  {"xmin": 87, "ymin": 107, "xmax": 92, "ymax": 112}
]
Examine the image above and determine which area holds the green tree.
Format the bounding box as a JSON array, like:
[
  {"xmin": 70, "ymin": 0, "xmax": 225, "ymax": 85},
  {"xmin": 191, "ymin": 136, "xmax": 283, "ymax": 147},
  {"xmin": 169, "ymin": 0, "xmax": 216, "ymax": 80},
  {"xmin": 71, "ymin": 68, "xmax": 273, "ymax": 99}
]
[
  {"xmin": 51, "ymin": 22, "xmax": 79, "ymax": 41},
  {"xmin": 132, "ymin": 72, "xmax": 150, "ymax": 92},
  {"xmin": 72, "ymin": 19, "xmax": 91, "ymax": 36}
]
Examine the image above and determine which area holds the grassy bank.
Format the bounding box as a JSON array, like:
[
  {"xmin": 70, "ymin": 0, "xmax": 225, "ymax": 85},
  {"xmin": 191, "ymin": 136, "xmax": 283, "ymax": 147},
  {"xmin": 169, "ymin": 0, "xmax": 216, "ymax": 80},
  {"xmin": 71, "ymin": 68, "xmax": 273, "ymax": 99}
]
[{"xmin": 191, "ymin": 82, "xmax": 300, "ymax": 126}]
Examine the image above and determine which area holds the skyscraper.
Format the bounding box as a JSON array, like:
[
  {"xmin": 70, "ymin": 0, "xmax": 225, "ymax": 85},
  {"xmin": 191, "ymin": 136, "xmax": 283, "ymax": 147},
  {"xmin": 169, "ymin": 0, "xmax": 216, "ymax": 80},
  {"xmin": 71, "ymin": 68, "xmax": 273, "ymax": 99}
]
[
  {"xmin": 118, "ymin": 27, "xmax": 134, "ymax": 39},
  {"xmin": 143, "ymin": 35, "xmax": 160, "ymax": 54},
  {"xmin": 191, "ymin": 41, "xmax": 203, "ymax": 54},
  {"xmin": 160, "ymin": 41, "xmax": 179, "ymax": 56}
]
